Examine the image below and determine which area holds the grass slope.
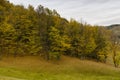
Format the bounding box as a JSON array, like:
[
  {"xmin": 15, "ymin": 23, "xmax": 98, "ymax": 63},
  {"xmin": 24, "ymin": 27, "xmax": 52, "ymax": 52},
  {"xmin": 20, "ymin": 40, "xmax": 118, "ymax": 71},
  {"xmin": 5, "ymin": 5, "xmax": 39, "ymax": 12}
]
[{"xmin": 0, "ymin": 56, "xmax": 119, "ymax": 80}]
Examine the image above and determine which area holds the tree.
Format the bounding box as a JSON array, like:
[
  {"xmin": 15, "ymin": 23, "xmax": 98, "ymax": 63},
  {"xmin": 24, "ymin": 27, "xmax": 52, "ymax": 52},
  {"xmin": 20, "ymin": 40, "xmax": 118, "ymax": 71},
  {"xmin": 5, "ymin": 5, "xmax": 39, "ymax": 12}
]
[
  {"xmin": 48, "ymin": 26, "xmax": 61, "ymax": 60},
  {"xmin": 111, "ymin": 32, "xmax": 120, "ymax": 67}
]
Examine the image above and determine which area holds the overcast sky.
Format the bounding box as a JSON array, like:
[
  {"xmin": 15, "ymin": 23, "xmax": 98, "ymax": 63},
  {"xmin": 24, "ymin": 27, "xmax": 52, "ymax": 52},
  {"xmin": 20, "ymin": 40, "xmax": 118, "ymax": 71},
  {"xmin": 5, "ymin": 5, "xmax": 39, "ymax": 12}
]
[{"xmin": 8, "ymin": 0, "xmax": 120, "ymax": 26}]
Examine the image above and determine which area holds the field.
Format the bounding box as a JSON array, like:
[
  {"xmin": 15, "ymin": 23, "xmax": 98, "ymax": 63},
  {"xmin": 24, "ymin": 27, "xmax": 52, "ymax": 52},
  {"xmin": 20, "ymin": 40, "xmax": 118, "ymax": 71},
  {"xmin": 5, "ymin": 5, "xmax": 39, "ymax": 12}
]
[{"xmin": 0, "ymin": 56, "xmax": 119, "ymax": 80}]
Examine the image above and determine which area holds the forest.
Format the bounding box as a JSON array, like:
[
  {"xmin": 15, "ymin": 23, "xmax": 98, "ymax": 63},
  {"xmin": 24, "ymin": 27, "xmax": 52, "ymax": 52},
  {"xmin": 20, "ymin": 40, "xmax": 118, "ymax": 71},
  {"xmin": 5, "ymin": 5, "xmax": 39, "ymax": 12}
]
[{"xmin": 0, "ymin": 0, "xmax": 120, "ymax": 68}]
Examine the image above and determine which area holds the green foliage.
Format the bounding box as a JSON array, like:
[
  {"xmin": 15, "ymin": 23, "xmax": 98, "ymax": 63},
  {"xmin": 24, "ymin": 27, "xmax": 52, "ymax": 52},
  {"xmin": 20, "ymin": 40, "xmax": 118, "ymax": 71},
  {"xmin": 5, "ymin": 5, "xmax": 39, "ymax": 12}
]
[
  {"xmin": 113, "ymin": 51, "xmax": 120, "ymax": 67},
  {"xmin": 49, "ymin": 26, "xmax": 61, "ymax": 51},
  {"xmin": 49, "ymin": 52, "xmax": 60, "ymax": 60},
  {"xmin": 114, "ymin": 56, "xmax": 120, "ymax": 67}
]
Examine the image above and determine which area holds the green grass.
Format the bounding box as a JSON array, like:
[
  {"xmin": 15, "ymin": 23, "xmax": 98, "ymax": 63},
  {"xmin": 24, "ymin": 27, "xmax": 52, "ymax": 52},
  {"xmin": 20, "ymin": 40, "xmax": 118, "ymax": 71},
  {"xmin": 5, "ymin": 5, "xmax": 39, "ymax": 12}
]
[{"xmin": 0, "ymin": 56, "xmax": 119, "ymax": 80}]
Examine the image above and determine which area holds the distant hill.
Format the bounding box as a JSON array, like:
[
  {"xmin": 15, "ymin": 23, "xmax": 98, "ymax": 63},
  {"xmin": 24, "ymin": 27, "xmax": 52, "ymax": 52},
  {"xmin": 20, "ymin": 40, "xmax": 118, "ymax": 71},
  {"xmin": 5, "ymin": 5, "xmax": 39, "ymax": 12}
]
[
  {"xmin": 107, "ymin": 24, "xmax": 120, "ymax": 29},
  {"xmin": 107, "ymin": 24, "xmax": 120, "ymax": 38}
]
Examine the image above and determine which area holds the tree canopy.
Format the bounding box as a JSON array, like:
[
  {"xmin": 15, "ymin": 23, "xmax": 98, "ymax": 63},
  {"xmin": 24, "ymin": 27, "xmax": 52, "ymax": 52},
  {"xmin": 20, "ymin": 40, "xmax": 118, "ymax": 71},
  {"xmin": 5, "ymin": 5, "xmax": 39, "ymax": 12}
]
[{"xmin": 0, "ymin": 0, "xmax": 117, "ymax": 65}]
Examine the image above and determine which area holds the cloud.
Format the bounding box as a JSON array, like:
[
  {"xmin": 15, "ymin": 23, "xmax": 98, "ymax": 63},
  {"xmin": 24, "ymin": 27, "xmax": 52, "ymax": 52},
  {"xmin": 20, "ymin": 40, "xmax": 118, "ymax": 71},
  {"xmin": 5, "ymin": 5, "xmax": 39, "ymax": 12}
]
[{"xmin": 8, "ymin": 0, "xmax": 120, "ymax": 26}]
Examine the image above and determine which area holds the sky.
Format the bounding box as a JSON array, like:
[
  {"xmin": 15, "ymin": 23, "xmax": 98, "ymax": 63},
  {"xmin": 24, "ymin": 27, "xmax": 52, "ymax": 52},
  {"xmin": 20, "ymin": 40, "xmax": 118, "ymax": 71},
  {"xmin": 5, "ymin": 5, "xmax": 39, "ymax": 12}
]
[{"xmin": 8, "ymin": 0, "xmax": 120, "ymax": 26}]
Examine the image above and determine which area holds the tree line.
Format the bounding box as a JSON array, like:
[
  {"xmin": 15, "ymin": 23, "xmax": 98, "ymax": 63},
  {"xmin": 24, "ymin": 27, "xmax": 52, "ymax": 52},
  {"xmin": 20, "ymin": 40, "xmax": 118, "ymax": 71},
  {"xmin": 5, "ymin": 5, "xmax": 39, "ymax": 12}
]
[{"xmin": 0, "ymin": 0, "xmax": 120, "ymax": 67}]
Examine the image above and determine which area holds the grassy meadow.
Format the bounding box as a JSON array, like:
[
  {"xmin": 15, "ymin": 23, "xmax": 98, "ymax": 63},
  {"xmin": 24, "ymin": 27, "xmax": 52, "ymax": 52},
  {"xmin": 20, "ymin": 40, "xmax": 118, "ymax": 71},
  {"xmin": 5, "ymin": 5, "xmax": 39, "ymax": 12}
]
[{"xmin": 0, "ymin": 56, "xmax": 119, "ymax": 80}]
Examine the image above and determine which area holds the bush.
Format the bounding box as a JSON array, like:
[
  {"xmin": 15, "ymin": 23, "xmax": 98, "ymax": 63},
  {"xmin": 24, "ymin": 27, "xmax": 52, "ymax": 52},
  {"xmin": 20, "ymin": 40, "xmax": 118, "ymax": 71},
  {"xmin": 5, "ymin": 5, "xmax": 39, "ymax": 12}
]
[
  {"xmin": 49, "ymin": 52, "xmax": 61, "ymax": 60},
  {"xmin": 98, "ymin": 54, "xmax": 107, "ymax": 63}
]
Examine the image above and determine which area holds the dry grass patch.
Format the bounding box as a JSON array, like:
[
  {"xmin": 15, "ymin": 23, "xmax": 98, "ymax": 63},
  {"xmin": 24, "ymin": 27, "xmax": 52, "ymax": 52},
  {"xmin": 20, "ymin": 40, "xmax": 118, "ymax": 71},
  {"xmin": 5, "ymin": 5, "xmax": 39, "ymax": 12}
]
[{"xmin": 0, "ymin": 55, "xmax": 119, "ymax": 80}]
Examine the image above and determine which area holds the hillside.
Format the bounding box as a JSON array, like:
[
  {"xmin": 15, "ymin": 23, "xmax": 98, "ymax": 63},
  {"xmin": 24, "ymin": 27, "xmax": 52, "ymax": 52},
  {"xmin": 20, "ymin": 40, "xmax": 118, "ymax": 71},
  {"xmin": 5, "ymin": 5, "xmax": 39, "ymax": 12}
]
[
  {"xmin": 107, "ymin": 24, "xmax": 120, "ymax": 38},
  {"xmin": 0, "ymin": 56, "xmax": 119, "ymax": 80},
  {"xmin": 0, "ymin": 0, "xmax": 112, "ymax": 62},
  {"xmin": 0, "ymin": 1, "xmax": 120, "ymax": 80}
]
